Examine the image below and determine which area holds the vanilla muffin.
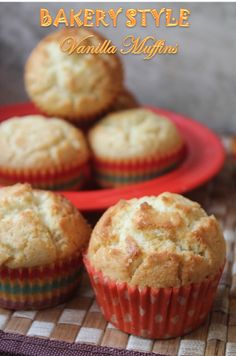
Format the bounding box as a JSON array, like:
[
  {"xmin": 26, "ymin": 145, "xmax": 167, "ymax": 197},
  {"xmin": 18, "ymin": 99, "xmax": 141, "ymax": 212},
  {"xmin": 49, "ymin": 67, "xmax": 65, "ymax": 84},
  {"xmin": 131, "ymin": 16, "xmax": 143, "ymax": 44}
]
[
  {"xmin": 0, "ymin": 115, "xmax": 90, "ymax": 190},
  {"xmin": 25, "ymin": 29, "xmax": 123, "ymax": 123},
  {"xmin": 110, "ymin": 88, "xmax": 139, "ymax": 112},
  {"xmin": 88, "ymin": 108, "xmax": 185, "ymax": 187},
  {"xmin": 0, "ymin": 183, "xmax": 91, "ymax": 309},
  {"xmin": 85, "ymin": 193, "xmax": 225, "ymax": 338},
  {"xmin": 88, "ymin": 193, "xmax": 225, "ymax": 287},
  {"xmin": 231, "ymin": 137, "xmax": 236, "ymax": 157}
]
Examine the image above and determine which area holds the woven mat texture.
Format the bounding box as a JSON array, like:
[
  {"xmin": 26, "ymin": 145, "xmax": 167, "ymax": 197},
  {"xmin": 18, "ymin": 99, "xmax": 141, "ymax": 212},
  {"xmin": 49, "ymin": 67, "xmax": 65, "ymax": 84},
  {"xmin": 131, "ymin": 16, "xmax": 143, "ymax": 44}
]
[{"xmin": 0, "ymin": 136, "xmax": 235, "ymax": 356}]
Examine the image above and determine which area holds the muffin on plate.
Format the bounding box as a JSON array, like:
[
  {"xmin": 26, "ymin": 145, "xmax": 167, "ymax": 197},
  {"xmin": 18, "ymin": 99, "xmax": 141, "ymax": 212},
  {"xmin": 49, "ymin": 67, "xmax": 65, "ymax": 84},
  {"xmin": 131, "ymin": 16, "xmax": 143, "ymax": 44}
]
[
  {"xmin": 25, "ymin": 28, "xmax": 123, "ymax": 124},
  {"xmin": 0, "ymin": 183, "xmax": 91, "ymax": 309},
  {"xmin": 88, "ymin": 108, "xmax": 185, "ymax": 187},
  {"xmin": 84, "ymin": 192, "xmax": 225, "ymax": 338},
  {"xmin": 0, "ymin": 115, "xmax": 90, "ymax": 190},
  {"xmin": 110, "ymin": 88, "xmax": 139, "ymax": 112},
  {"xmin": 231, "ymin": 137, "xmax": 236, "ymax": 158}
]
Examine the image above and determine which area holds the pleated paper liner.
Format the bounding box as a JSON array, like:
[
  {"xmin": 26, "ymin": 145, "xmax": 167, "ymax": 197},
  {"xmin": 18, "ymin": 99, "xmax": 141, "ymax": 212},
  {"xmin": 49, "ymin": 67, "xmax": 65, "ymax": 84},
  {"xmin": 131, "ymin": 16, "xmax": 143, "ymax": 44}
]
[
  {"xmin": 93, "ymin": 144, "xmax": 186, "ymax": 188},
  {"xmin": 84, "ymin": 255, "xmax": 223, "ymax": 339},
  {"xmin": 0, "ymin": 161, "xmax": 90, "ymax": 191},
  {"xmin": 0, "ymin": 253, "xmax": 83, "ymax": 310}
]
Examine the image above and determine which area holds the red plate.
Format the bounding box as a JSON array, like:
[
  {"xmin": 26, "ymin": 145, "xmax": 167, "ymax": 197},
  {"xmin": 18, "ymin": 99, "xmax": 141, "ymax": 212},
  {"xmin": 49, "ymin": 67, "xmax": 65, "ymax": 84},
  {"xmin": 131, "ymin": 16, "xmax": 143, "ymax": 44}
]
[{"xmin": 0, "ymin": 103, "xmax": 225, "ymax": 211}]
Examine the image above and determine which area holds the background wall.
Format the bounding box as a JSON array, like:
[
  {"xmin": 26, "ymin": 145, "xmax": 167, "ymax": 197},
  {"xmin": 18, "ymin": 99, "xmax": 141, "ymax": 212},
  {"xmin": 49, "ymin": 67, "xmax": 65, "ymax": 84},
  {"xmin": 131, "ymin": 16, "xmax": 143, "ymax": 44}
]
[{"xmin": 0, "ymin": 3, "xmax": 235, "ymax": 132}]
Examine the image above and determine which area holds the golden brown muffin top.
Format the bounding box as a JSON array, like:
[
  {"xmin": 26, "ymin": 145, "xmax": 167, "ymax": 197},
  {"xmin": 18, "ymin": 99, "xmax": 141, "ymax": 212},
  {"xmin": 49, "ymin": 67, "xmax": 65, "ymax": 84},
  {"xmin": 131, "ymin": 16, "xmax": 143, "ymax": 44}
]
[
  {"xmin": 88, "ymin": 193, "xmax": 225, "ymax": 288},
  {"xmin": 88, "ymin": 109, "xmax": 183, "ymax": 160},
  {"xmin": 25, "ymin": 28, "xmax": 123, "ymax": 120},
  {"xmin": 0, "ymin": 115, "xmax": 89, "ymax": 170},
  {"xmin": 0, "ymin": 184, "xmax": 91, "ymax": 268}
]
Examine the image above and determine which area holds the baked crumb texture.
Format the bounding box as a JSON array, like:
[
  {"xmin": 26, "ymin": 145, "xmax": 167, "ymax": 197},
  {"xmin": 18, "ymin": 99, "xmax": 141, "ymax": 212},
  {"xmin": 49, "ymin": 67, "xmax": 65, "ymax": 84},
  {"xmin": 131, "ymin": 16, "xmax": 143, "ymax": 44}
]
[
  {"xmin": 0, "ymin": 183, "xmax": 91, "ymax": 309},
  {"xmin": 88, "ymin": 192, "xmax": 225, "ymax": 288},
  {"xmin": 88, "ymin": 109, "xmax": 185, "ymax": 187},
  {"xmin": 25, "ymin": 29, "xmax": 123, "ymax": 121},
  {"xmin": 0, "ymin": 115, "xmax": 90, "ymax": 190},
  {"xmin": 0, "ymin": 183, "xmax": 91, "ymax": 268}
]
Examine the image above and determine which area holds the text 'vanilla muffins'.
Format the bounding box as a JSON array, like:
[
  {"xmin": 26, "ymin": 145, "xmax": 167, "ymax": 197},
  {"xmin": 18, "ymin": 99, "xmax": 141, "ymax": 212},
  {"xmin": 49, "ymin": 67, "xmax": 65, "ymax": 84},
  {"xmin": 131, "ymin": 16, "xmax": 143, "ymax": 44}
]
[
  {"xmin": 0, "ymin": 183, "xmax": 91, "ymax": 309},
  {"xmin": 84, "ymin": 192, "xmax": 225, "ymax": 338},
  {"xmin": 88, "ymin": 108, "xmax": 185, "ymax": 187},
  {"xmin": 0, "ymin": 115, "xmax": 90, "ymax": 190},
  {"xmin": 25, "ymin": 28, "xmax": 123, "ymax": 123}
]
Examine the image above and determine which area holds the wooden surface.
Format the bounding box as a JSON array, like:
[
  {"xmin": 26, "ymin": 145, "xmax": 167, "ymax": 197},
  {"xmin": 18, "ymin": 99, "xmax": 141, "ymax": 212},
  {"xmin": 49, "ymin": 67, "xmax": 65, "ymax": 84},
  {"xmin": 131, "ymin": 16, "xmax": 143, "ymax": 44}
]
[{"xmin": 0, "ymin": 136, "xmax": 235, "ymax": 356}]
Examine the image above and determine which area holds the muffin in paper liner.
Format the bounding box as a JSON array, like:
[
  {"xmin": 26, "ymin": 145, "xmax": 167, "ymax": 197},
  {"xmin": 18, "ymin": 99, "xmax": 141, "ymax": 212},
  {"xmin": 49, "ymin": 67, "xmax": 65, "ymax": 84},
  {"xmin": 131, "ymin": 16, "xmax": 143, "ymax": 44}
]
[
  {"xmin": 88, "ymin": 108, "xmax": 186, "ymax": 188},
  {"xmin": 0, "ymin": 162, "xmax": 90, "ymax": 191},
  {"xmin": 0, "ymin": 183, "xmax": 91, "ymax": 310},
  {"xmin": 93, "ymin": 144, "xmax": 186, "ymax": 188},
  {"xmin": 84, "ymin": 255, "xmax": 223, "ymax": 339},
  {"xmin": 0, "ymin": 115, "xmax": 91, "ymax": 190},
  {"xmin": 109, "ymin": 88, "xmax": 140, "ymax": 113},
  {"xmin": 0, "ymin": 253, "xmax": 83, "ymax": 310}
]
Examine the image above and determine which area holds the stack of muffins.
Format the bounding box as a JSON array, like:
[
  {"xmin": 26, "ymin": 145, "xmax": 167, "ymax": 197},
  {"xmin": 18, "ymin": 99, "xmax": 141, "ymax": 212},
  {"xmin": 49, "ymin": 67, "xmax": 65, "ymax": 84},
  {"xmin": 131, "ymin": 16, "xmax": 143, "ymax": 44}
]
[
  {"xmin": 0, "ymin": 28, "xmax": 185, "ymax": 190},
  {"xmin": 0, "ymin": 28, "xmax": 225, "ymax": 340}
]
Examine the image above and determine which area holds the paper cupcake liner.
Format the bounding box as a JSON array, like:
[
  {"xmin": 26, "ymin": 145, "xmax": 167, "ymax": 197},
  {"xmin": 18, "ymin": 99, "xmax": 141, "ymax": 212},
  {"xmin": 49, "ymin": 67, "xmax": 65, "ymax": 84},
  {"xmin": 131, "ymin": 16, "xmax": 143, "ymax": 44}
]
[
  {"xmin": 93, "ymin": 144, "xmax": 186, "ymax": 187},
  {"xmin": 0, "ymin": 253, "xmax": 83, "ymax": 310},
  {"xmin": 84, "ymin": 255, "xmax": 223, "ymax": 339},
  {"xmin": 0, "ymin": 161, "xmax": 90, "ymax": 191}
]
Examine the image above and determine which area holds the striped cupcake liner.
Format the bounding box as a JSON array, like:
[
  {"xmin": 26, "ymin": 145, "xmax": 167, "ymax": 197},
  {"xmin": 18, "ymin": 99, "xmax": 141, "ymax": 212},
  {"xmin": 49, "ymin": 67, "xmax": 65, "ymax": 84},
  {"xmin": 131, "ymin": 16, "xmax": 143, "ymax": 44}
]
[
  {"xmin": 0, "ymin": 253, "xmax": 82, "ymax": 310},
  {"xmin": 0, "ymin": 162, "xmax": 90, "ymax": 191},
  {"xmin": 84, "ymin": 255, "xmax": 223, "ymax": 339},
  {"xmin": 93, "ymin": 145, "xmax": 186, "ymax": 188}
]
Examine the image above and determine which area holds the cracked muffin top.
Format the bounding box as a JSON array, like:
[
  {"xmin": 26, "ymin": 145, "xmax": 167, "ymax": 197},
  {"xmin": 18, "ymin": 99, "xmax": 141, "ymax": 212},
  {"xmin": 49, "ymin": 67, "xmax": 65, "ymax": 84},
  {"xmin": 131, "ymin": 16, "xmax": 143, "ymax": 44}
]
[
  {"xmin": 0, "ymin": 184, "xmax": 91, "ymax": 268},
  {"xmin": 87, "ymin": 192, "xmax": 225, "ymax": 288},
  {"xmin": 88, "ymin": 109, "xmax": 184, "ymax": 160},
  {"xmin": 24, "ymin": 28, "xmax": 123, "ymax": 120},
  {"xmin": 0, "ymin": 115, "xmax": 89, "ymax": 170}
]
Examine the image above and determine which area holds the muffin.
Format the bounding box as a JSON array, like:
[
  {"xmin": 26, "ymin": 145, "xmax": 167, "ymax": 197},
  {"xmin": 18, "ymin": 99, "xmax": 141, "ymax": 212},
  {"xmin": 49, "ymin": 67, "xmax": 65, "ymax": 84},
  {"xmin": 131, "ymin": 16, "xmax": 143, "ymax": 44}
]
[
  {"xmin": 0, "ymin": 115, "xmax": 90, "ymax": 190},
  {"xmin": 0, "ymin": 183, "xmax": 91, "ymax": 309},
  {"xmin": 25, "ymin": 28, "xmax": 123, "ymax": 123},
  {"xmin": 110, "ymin": 88, "xmax": 139, "ymax": 112},
  {"xmin": 84, "ymin": 192, "xmax": 225, "ymax": 338},
  {"xmin": 88, "ymin": 108, "xmax": 185, "ymax": 187},
  {"xmin": 231, "ymin": 137, "xmax": 236, "ymax": 158}
]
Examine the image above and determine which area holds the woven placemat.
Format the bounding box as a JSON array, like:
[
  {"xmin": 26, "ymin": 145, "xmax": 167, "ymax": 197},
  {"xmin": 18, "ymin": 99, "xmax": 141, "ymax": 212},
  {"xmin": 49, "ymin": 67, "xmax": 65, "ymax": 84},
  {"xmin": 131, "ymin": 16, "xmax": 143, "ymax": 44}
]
[{"xmin": 0, "ymin": 136, "xmax": 235, "ymax": 356}]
